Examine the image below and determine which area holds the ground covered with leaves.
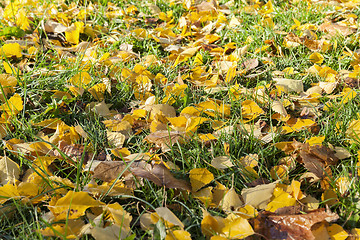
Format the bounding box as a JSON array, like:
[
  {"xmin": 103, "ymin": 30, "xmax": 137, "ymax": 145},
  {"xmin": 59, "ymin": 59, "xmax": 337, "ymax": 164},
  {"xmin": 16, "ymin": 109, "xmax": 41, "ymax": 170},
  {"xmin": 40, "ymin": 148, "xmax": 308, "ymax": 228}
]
[{"xmin": 1, "ymin": 0, "xmax": 360, "ymax": 239}]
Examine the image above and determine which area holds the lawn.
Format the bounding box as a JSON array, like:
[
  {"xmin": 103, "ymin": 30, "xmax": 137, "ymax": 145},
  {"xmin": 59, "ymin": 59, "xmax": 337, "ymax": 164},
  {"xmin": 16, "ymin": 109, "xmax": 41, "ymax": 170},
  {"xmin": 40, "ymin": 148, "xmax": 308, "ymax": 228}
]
[{"xmin": 0, "ymin": 0, "xmax": 359, "ymax": 239}]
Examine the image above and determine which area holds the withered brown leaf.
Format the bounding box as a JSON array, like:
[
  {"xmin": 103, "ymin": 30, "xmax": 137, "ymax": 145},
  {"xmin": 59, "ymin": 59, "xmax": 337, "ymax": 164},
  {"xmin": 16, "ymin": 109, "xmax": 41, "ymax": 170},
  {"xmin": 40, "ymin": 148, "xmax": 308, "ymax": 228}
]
[
  {"xmin": 292, "ymin": 141, "xmax": 339, "ymax": 178},
  {"xmin": 241, "ymin": 58, "xmax": 259, "ymax": 72},
  {"xmin": 254, "ymin": 208, "xmax": 339, "ymax": 240},
  {"xmin": 93, "ymin": 161, "xmax": 191, "ymax": 191},
  {"xmin": 54, "ymin": 143, "xmax": 92, "ymax": 164},
  {"xmin": 318, "ymin": 22, "xmax": 355, "ymax": 37},
  {"xmin": 144, "ymin": 130, "xmax": 186, "ymax": 152}
]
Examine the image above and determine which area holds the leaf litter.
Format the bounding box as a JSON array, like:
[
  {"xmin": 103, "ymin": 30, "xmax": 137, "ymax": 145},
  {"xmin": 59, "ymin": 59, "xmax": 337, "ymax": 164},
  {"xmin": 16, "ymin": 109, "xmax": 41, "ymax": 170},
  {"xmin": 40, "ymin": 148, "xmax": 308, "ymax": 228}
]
[{"xmin": 0, "ymin": 0, "xmax": 359, "ymax": 239}]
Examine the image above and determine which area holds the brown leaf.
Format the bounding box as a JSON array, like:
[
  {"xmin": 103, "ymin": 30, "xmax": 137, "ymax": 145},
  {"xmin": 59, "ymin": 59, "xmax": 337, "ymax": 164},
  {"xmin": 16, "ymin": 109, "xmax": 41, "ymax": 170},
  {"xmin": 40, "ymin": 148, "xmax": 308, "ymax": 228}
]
[
  {"xmin": 55, "ymin": 143, "xmax": 92, "ymax": 164},
  {"xmin": 318, "ymin": 22, "xmax": 355, "ymax": 37},
  {"xmin": 344, "ymin": 77, "xmax": 360, "ymax": 89},
  {"xmin": 241, "ymin": 58, "xmax": 259, "ymax": 72},
  {"xmin": 144, "ymin": 130, "xmax": 186, "ymax": 152},
  {"xmin": 131, "ymin": 163, "xmax": 191, "ymax": 191},
  {"xmin": 93, "ymin": 161, "xmax": 191, "ymax": 191},
  {"xmin": 93, "ymin": 161, "xmax": 132, "ymax": 182},
  {"xmin": 44, "ymin": 20, "xmax": 67, "ymax": 33},
  {"xmin": 254, "ymin": 208, "xmax": 339, "ymax": 240},
  {"xmin": 196, "ymin": 1, "xmax": 216, "ymax": 12},
  {"xmin": 292, "ymin": 141, "xmax": 339, "ymax": 178}
]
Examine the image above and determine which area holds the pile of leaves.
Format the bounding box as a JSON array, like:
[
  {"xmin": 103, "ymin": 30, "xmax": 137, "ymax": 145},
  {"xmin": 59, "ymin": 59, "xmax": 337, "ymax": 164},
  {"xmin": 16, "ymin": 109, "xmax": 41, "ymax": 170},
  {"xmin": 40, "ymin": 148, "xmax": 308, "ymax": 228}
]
[{"xmin": 0, "ymin": 0, "xmax": 360, "ymax": 239}]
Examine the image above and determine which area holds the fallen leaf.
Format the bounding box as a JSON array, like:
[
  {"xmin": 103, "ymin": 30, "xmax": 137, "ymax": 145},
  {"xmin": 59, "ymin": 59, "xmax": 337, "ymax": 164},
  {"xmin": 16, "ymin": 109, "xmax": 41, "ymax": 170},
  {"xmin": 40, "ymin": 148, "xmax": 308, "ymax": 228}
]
[
  {"xmin": 44, "ymin": 20, "xmax": 68, "ymax": 33},
  {"xmin": 0, "ymin": 156, "xmax": 20, "ymax": 185},
  {"xmin": 155, "ymin": 207, "xmax": 184, "ymax": 228},
  {"xmin": 93, "ymin": 161, "xmax": 191, "ymax": 191},
  {"xmin": 48, "ymin": 191, "xmax": 104, "ymax": 220},
  {"xmin": 272, "ymin": 100, "xmax": 288, "ymax": 117},
  {"xmin": 274, "ymin": 78, "xmax": 304, "ymax": 93},
  {"xmin": 318, "ymin": 22, "xmax": 354, "ymax": 37},
  {"xmin": 165, "ymin": 230, "xmax": 191, "ymax": 240},
  {"xmin": 241, "ymin": 181, "xmax": 277, "ymax": 209},
  {"xmin": 144, "ymin": 130, "xmax": 186, "ymax": 152},
  {"xmin": 254, "ymin": 208, "xmax": 339, "ymax": 240},
  {"xmin": 189, "ymin": 168, "xmax": 214, "ymax": 192},
  {"xmin": 219, "ymin": 188, "xmax": 243, "ymax": 211},
  {"xmin": 327, "ymin": 224, "xmax": 349, "ymax": 240},
  {"xmin": 211, "ymin": 156, "xmax": 234, "ymax": 170}
]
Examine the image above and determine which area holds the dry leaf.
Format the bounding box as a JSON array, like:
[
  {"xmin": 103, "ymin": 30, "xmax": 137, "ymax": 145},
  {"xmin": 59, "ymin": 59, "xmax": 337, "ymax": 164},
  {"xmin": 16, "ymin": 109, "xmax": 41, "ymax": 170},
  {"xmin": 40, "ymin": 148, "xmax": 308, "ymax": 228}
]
[
  {"xmin": 0, "ymin": 156, "xmax": 20, "ymax": 185},
  {"xmin": 93, "ymin": 161, "xmax": 191, "ymax": 191},
  {"xmin": 211, "ymin": 156, "xmax": 234, "ymax": 170},
  {"xmin": 241, "ymin": 181, "xmax": 277, "ymax": 209},
  {"xmin": 144, "ymin": 130, "xmax": 186, "ymax": 152},
  {"xmin": 274, "ymin": 78, "xmax": 304, "ymax": 93},
  {"xmin": 293, "ymin": 141, "xmax": 339, "ymax": 178},
  {"xmin": 318, "ymin": 22, "xmax": 354, "ymax": 37},
  {"xmin": 189, "ymin": 168, "xmax": 214, "ymax": 192},
  {"xmin": 272, "ymin": 100, "xmax": 288, "ymax": 117},
  {"xmin": 155, "ymin": 207, "xmax": 184, "ymax": 228},
  {"xmin": 254, "ymin": 208, "xmax": 339, "ymax": 240}
]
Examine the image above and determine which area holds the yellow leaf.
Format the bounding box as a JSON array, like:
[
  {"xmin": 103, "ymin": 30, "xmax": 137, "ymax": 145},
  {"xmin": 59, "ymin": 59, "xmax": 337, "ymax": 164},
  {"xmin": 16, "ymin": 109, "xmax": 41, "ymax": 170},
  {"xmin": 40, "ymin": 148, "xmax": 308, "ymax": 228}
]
[
  {"xmin": 0, "ymin": 183, "xmax": 20, "ymax": 204},
  {"xmin": 32, "ymin": 118, "xmax": 64, "ymax": 129},
  {"xmin": 0, "ymin": 93, "xmax": 23, "ymax": 116},
  {"xmin": 241, "ymin": 182, "xmax": 277, "ymax": 209},
  {"xmin": 287, "ymin": 180, "xmax": 304, "ymax": 200},
  {"xmin": 201, "ymin": 210, "xmax": 223, "ymax": 237},
  {"xmin": 335, "ymin": 177, "xmax": 350, "ymax": 195},
  {"xmin": 282, "ymin": 118, "xmax": 316, "ymax": 133},
  {"xmin": 132, "ymin": 109, "xmax": 147, "ymax": 120},
  {"xmin": 225, "ymin": 65, "xmax": 237, "ymax": 83},
  {"xmin": 193, "ymin": 53, "xmax": 203, "ymax": 65},
  {"xmin": 222, "ymin": 215, "xmax": 254, "ymax": 239},
  {"xmin": 181, "ymin": 106, "xmax": 201, "ymax": 117},
  {"xmin": 3, "ymin": 61, "xmax": 19, "ymax": 75},
  {"xmin": 341, "ymin": 87, "xmax": 357, "ymax": 104},
  {"xmin": 236, "ymin": 205, "xmax": 258, "ymax": 219},
  {"xmin": 241, "ymin": 100, "xmax": 264, "ymax": 120},
  {"xmin": 270, "ymin": 165, "xmax": 289, "ymax": 180},
  {"xmin": 266, "ymin": 187, "xmax": 297, "ymax": 212},
  {"xmin": 274, "ymin": 78, "xmax": 304, "ymax": 93},
  {"xmin": 67, "ymin": 85, "xmax": 84, "ymax": 97},
  {"xmin": 346, "ymin": 120, "xmax": 360, "ymax": 140},
  {"xmin": 193, "ymin": 186, "xmax": 213, "ymax": 206},
  {"xmin": 321, "ymin": 189, "xmax": 338, "ymax": 206},
  {"xmin": 16, "ymin": 8, "xmax": 30, "ymax": 31},
  {"xmin": 105, "ymin": 203, "xmax": 132, "ymax": 231},
  {"xmin": 189, "ymin": 168, "xmax": 214, "ymax": 192},
  {"xmin": 88, "ymin": 83, "xmax": 106, "ymax": 101},
  {"xmin": 165, "ymin": 230, "xmax": 192, "ymax": 240},
  {"xmin": 186, "ymin": 117, "xmax": 208, "ymax": 133},
  {"xmin": 48, "ymin": 191, "xmax": 104, "ymax": 220},
  {"xmin": 199, "ymin": 133, "xmax": 217, "ymax": 142},
  {"xmin": 65, "ymin": 22, "xmax": 84, "ymax": 45},
  {"xmin": 69, "ymin": 72, "xmax": 91, "ymax": 87},
  {"xmin": 312, "ymin": 223, "xmax": 331, "ymax": 239},
  {"xmin": 309, "ymin": 52, "xmax": 324, "ymax": 64},
  {"xmin": 40, "ymin": 219, "xmax": 84, "ymax": 239},
  {"xmin": 107, "ymin": 131, "xmax": 126, "ymax": 148},
  {"xmin": 239, "ymin": 154, "xmax": 259, "ymax": 168},
  {"xmin": 0, "ymin": 43, "xmax": 22, "ymax": 58},
  {"xmin": 306, "ymin": 136, "xmax": 325, "ymax": 146},
  {"xmin": 327, "ymin": 224, "xmax": 348, "ymax": 240}
]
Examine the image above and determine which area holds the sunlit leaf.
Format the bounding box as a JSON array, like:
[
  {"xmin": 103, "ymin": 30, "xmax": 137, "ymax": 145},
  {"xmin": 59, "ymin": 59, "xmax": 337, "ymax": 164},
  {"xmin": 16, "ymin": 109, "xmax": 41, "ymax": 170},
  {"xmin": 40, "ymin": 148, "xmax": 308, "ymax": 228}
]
[{"xmin": 189, "ymin": 168, "xmax": 214, "ymax": 192}]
